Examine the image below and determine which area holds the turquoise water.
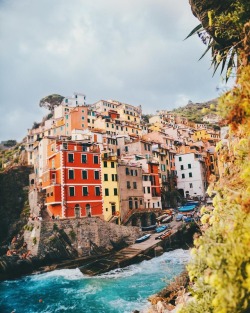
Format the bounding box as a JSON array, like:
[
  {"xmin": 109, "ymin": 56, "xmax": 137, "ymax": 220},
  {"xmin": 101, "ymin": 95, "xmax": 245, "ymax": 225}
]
[{"xmin": 0, "ymin": 249, "xmax": 189, "ymax": 313}]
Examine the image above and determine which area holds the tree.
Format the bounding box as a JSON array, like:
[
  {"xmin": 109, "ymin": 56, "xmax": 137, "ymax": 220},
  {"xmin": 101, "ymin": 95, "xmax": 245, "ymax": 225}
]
[
  {"xmin": 3, "ymin": 140, "xmax": 17, "ymax": 147},
  {"xmin": 39, "ymin": 94, "xmax": 64, "ymax": 112}
]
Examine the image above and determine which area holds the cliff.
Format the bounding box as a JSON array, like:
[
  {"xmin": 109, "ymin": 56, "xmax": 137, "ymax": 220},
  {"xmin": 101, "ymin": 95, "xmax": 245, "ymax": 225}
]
[{"xmin": 0, "ymin": 165, "xmax": 33, "ymax": 244}]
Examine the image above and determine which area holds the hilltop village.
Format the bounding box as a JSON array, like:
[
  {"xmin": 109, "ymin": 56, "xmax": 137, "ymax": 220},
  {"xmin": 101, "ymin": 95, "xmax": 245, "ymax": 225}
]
[{"xmin": 23, "ymin": 92, "xmax": 222, "ymax": 226}]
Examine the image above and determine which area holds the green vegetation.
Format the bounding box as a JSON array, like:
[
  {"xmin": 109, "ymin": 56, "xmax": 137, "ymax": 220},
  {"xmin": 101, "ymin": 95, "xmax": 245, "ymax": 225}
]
[
  {"xmin": 69, "ymin": 230, "xmax": 76, "ymax": 240},
  {"xmin": 188, "ymin": 0, "xmax": 250, "ymax": 79},
  {"xmin": 3, "ymin": 140, "xmax": 17, "ymax": 147},
  {"xmin": 172, "ymin": 99, "xmax": 218, "ymax": 123},
  {"xmin": 179, "ymin": 2, "xmax": 250, "ymax": 312},
  {"xmin": 39, "ymin": 94, "xmax": 64, "ymax": 112}
]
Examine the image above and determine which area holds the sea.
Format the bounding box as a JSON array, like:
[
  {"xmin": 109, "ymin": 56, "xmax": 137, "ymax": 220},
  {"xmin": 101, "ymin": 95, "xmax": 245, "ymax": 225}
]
[{"xmin": 0, "ymin": 249, "xmax": 189, "ymax": 313}]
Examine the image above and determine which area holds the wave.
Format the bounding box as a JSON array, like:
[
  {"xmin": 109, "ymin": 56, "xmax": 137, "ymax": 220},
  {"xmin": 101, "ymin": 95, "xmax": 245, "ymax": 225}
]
[{"xmin": 97, "ymin": 249, "xmax": 190, "ymax": 280}]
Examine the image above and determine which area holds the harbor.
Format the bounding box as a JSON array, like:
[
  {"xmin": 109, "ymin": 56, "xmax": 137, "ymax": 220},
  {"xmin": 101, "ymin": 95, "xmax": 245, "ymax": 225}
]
[{"xmin": 79, "ymin": 220, "xmax": 195, "ymax": 276}]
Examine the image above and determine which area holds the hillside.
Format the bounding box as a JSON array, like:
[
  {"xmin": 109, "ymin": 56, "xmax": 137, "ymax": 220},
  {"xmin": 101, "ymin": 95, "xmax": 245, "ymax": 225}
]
[{"xmin": 172, "ymin": 98, "xmax": 218, "ymax": 123}]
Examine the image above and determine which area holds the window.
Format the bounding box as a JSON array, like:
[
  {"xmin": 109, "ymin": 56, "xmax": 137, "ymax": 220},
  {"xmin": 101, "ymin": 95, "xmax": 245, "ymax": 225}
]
[
  {"xmin": 105, "ymin": 188, "xmax": 109, "ymax": 196},
  {"xmin": 135, "ymin": 170, "xmax": 138, "ymax": 176},
  {"xmin": 127, "ymin": 181, "xmax": 131, "ymax": 189},
  {"xmin": 190, "ymin": 183, "xmax": 193, "ymax": 188},
  {"xmin": 140, "ymin": 199, "xmax": 143, "ymax": 205},
  {"xmin": 188, "ymin": 164, "xmax": 191, "ymax": 169},
  {"xmin": 94, "ymin": 171, "xmax": 99, "ymax": 180},
  {"xmin": 180, "ymin": 165, "xmax": 184, "ymax": 170},
  {"xmin": 114, "ymin": 188, "xmax": 118, "ymax": 196},
  {"xmin": 189, "ymin": 172, "xmax": 193, "ymax": 177},
  {"xmin": 125, "ymin": 146, "xmax": 128, "ymax": 152},
  {"xmin": 93, "ymin": 155, "xmax": 99, "ymax": 164},
  {"xmin": 81, "ymin": 154, "xmax": 87, "ymax": 163},
  {"xmin": 82, "ymin": 170, "xmax": 88, "ymax": 179},
  {"xmin": 112, "ymin": 174, "xmax": 117, "ymax": 181},
  {"xmin": 104, "ymin": 173, "xmax": 108, "ymax": 181},
  {"xmin": 82, "ymin": 186, "xmax": 88, "ymax": 196},
  {"xmin": 111, "ymin": 162, "xmax": 115, "ymax": 168},
  {"xmin": 68, "ymin": 153, "xmax": 74, "ymax": 163},
  {"xmin": 147, "ymin": 186, "xmax": 150, "ymax": 193},
  {"xmin": 129, "ymin": 197, "xmax": 133, "ymax": 209},
  {"xmin": 68, "ymin": 169, "xmax": 74, "ymax": 179},
  {"xmin": 125, "ymin": 167, "xmax": 130, "ymax": 175},
  {"xmin": 182, "ymin": 173, "xmax": 185, "ymax": 179},
  {"xmin": 179, "ymin": 156, "xmax": 182, "ymax": 161},
  {"xmin": 69, "ymin": 186, "xmax": 75, "ymax": 196},
  {"xmin": 95, "ymin": 187, "xmax": 100, "ymax": 196},
  {"xmin": 103, "ymin": 161, "xmax": 107, "ymax": 168}
]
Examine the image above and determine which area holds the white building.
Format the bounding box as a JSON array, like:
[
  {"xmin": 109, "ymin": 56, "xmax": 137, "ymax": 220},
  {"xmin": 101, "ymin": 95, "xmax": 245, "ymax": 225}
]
[
  {"xmin": 175, "ymin": 152, "xmax": 207, "ymax": 199},
  {"xmin": 61, "ymin": 92, "xmax": 86, "ymax": 106}
]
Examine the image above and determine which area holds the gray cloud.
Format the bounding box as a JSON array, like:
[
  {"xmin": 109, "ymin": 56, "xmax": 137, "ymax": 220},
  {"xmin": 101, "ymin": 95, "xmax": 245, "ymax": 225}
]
[{"xmin": 0, "ymin": 0, "xmax": 224, "ymax": 142}]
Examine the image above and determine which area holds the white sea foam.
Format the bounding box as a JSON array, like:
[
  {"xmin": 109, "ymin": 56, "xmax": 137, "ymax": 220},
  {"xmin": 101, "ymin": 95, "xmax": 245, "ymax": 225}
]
[
  {"xmin": 98, "ymin": 249, "xmax": 190, "ymax": 280},
  {"xmin": 32, "ymin": 267, "xmax": 86, "ymax": 281},
  {"xmin": 107, "ymin": 297, "xmax": 150, "ymax": 313},
  {"xmin": 41, "ymin": 304, "xmax": 77, "ymax": 313}
]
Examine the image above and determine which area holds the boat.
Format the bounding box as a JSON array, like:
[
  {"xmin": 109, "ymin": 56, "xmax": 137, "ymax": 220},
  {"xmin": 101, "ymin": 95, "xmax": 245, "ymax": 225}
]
[
  {"xmin": 186, "ymin": 201, "xmax": 199, "ymax": 206},
  {"xmin": 160, "ymin": 230, "xmax": 172, "ymax": 240},
  {"xmin": 141, "ymin": 224, "xmax": 157, "ymax": 231},
  {"xmin": 161, "ymin": 215, "xmax": 173, "ymax": 223},
  {"xmin": 135, "ymin": 234, "xmax": 151, "ymax": 243},
  {"xmin": 155, "ymin": 225, "xmax": 168, "ymax": 233},
  {"xmin": 155, "ymin": 229, "xmax": 172, "ymax": 240},
  {"xmin": 156, "ymin": 214, "xmax": 168, "ymax": 221},
  {"xmin": 178, "ymin": 205, "xmax": 196, "ymax": 212}
]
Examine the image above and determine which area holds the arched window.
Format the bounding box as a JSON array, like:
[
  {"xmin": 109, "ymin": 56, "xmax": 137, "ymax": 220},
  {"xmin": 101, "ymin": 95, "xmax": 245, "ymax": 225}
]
[
  {"xmin": 86, "ymin": 204, "xmax": 91, "ymax": 217},
  {"xmin": 74, "ymin": 204, "xmax": 80, "ymax": 218},
  {"xmin": 134, "ymin": 198, "xmax": 138, "ymax": 209},
  {"xmin": 129, "ymin": 197, "xmax": 133, "ymax": 210}
]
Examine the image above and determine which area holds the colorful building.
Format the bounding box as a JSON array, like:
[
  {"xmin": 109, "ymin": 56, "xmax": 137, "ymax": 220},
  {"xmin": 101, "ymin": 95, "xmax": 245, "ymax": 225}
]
[
  {"xmin": 101, "ymin": 152, "xmax": 120, "ymax": 223},
  {"xmin": 42, "ymin": 139, "xmax": 103, "ymax": 218}
]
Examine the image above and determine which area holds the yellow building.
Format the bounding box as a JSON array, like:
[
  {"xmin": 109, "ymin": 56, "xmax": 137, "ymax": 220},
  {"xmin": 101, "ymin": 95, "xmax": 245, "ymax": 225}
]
[
  {"xmin": 101, "ymin": 152, "xmax": 120, "ymax": 223},
  {"xmin": 148, "ymin": 121, "xmax": 162, "ymax": 132},
  {"xmin": 192, "ymin": 129, "xmax": 207, "ymax": 141}
]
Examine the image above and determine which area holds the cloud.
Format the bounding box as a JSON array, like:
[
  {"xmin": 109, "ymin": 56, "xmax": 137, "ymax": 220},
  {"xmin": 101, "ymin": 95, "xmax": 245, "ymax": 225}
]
[{"xmin": 0, "ymin": 0, "xmax": 223, "ymax": 141}]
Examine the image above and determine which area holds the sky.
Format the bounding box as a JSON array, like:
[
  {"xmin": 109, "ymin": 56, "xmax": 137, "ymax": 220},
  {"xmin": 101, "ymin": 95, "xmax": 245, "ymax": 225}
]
[{"xmin": 0, "ymin": 0, "xmax": 227, "ymax": 142}]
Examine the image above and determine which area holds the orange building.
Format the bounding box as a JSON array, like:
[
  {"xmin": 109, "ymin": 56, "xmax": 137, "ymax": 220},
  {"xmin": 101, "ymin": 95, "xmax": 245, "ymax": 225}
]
[
  {"xmin": 42, "ymin": 139, "xmax": 103, "ymax": 218},
  {"xmin": 65, "ymin": 105, "xmax": 89, "ymax": 136}
]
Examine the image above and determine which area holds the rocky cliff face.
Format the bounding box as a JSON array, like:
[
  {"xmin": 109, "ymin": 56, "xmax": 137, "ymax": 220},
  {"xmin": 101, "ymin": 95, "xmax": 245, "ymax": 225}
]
[
  {"xmin": 0, "ymin": 166, "xmax": 33, "ymax": 244},
  {"xmin": 25, "ymin": 217, "xmax": 141, "ymax": 259}
]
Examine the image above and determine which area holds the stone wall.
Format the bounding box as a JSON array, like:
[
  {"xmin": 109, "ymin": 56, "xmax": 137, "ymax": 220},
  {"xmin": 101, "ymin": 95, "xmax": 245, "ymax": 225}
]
[{"xmin": 26, "ymin": 217, "xmax": 141, "ymax": 259}]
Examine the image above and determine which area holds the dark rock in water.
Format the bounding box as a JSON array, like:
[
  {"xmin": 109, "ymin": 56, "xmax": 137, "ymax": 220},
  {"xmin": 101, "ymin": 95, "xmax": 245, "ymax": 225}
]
[{"xmin": 0, "ymin": 245, "xmax": 9, "ymax": 257}]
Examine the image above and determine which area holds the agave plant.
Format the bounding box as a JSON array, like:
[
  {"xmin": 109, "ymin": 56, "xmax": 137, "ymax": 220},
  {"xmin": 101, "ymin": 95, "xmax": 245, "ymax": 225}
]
[{"xmin": 187, "ymin": 0, "xmax": 250, "ymax": 81}]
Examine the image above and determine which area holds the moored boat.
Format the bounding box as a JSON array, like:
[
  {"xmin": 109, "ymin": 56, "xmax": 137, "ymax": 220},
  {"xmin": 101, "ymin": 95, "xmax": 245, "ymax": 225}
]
[
  {"xmin": 141, "ymin": 224, "xmax": 157, "ymax": 231},
  {"xmin": 135, "ymin": 234, "xmax": 151, "ymax": 243},
  {"xmin": 161, "ymin": 215, "xmax": 173, "ymax": 223},
  {"xmin": 160, "ymin": 230, "xmax": 172, "ymax": 240},
  {"xmin": 155, "ymin": 225, "xmax": 168, "ymax": 233}
]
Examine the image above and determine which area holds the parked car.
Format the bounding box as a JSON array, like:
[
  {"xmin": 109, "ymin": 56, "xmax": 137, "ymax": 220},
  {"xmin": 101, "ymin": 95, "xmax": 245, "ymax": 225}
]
[{"xmin": 176, "ymin": 213, "xmax": 184, "ymax": 222}]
